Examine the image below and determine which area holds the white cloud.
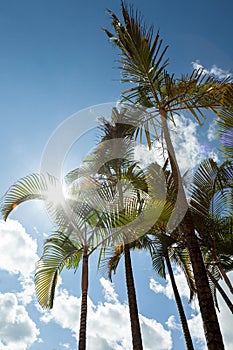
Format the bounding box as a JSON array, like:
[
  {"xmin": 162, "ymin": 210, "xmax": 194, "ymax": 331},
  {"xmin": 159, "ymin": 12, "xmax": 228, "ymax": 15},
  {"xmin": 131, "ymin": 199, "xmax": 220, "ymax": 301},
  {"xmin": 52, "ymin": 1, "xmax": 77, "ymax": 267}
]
[
  {"xmin": 40, "ymin": 278, "xmax": 172, "ymax": 350},
  {"xmin": 59, "ymin": 342, "xmax": 71, "ymax": 349},
  {"xmin": 0, "ymin": 292, "xmax": 39, "ymax": 350},
  {"xmin": 186, "ymin": 272, "xmax": 233, "ymax": 350},
  {"xmin": 171, "ymin": 115, "xmax": 206, "ymax": 175},
  {"xmin": 207, "ymin": 122, "xmax": 218, "ymax": 141},
  {"xmin": 0, "ymin": 220, "xmax": 38, "ymax": 276},
  {"xmin": 16, "ymin": 275, "xmax": 36, "ymax": 306},
  {"xmin": 192, "ymin": 61, "xmax": 231, "ymax": 79},
  {"xmin": 134, "ymin": 114, "xmax": 210, "ymax": 176},
  {"xmin": 134, "ymin": 144, "xmax": 164, "ymax": 169},
  {"xmin": 0, "ymin": 220, "xmax": 39, "ymax": 307},
  {"xmin": 150, "ymin": 269, "xmax": 233, "ymax": 350},
  {"xmin": 99, "ymin": 277, "xmax": 118, "ymax": 303},
  {"xmin": 150, "ymin": 278, "xmax": 174, "ymax": 300},
  {"xmin": 149, "ymin": 267, "xmax": 197, "ymax": 306},
  {"xmin": 187, "ymin": 313, "xmax": 206, "ymax": 350},
  {"xmin": 166, "ymin": 315, "xmax": 181, "ymax": 331}
]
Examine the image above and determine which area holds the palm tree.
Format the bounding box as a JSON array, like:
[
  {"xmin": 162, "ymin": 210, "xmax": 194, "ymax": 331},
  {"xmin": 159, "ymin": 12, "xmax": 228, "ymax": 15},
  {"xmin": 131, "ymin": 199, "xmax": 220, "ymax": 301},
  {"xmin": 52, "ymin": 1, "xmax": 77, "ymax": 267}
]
[
  {"xmin": 34, "ymin": 231, "xmax": 88, "ymax": 349},
  {"xmin": 146, "ymin": 162, "xmax": 195, "ymax": 350},
  {"xmin": 0, "ymin": 172, "xmax": 112, "ymax": 350},
  {"xmin": 190, "ymin": 158, "xmax": 233, "ymax": 303},
  {"xmin": 107, "ymin": 232, "xmax": 196, "ymax": 350},
  {"xmin": 150, "ymin": 233, "xmax": 195, "ymax": 350},
  {"xmin": 103, "ymin": 3, "xmax": 231, "ymax": 348},
  {"xmin": 88, "ymin": 112, "xmax": 172, "ymax": 349},
  {"xmin": 90, "ymin": 115, "xmax": 147, "ymax": 350},
  {"xmin": 103, "ymin": 155, "xmax": 195, "ymax": 350},
  {"xmin": 0, "ymin": 108, "xmax": 152, "ymax": 350}
]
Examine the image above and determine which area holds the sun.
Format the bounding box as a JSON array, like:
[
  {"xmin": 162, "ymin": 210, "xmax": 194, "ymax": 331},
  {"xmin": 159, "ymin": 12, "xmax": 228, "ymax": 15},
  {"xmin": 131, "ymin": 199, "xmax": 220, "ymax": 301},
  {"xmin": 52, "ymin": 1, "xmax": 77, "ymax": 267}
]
[{"xmin": 46, "ymin": 183, "xmax": 66, "ymax": 207}]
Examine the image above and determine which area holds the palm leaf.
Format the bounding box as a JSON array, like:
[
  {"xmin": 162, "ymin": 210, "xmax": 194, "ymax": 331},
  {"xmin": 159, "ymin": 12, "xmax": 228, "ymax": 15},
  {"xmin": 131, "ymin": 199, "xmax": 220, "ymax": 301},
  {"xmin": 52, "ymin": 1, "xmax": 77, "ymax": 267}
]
[
  {"xmin": 35, "ymin": 232, "xmax": 82, "ymax": 309},
  {"xmin": 1, "ymin": 173, "xmax": 61, "ymax": 221},
  {"xmin": 217, "ymin": 83, "xmax": 233, "ymax": 158},
  {"xmin": 190, "ymin": 158, "xmax": 233, "ymax": 218}
]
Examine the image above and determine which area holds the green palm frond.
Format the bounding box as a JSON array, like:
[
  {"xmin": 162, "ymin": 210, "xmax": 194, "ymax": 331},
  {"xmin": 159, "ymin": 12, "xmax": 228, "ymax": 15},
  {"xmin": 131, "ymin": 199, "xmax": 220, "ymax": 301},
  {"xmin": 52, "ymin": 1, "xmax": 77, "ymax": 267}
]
[
  {"xmin": 170, "ymin": 246, "xmax": 196, "ymax": 300},
  {"xmin": 104, "ymin": 2, "xmax": 169, "ymax": 104},
  {"xmin": 190, "ymin": 158, "xmax": 233, "ymax": 218},
  {"xmin": 150, "ymin": 242, "xmax": 166, "ymax": 278},
  {"xmin": 206, "ymin": 267, "xmax": 221, "ymax": 312},
  {"xmin": 35, "ymin": 232, "xmax": 82, "ymax": 309},
  {"xmin": 150, "ymin": 234, "xmax": 196, "ymax": 299},
  {"xmin": 0, "ymin": 173, "xmax": 61, "ymax": 221},
  {"xmin": 217, "ymin": 83, "xmax": 233, "ymax": 158}
]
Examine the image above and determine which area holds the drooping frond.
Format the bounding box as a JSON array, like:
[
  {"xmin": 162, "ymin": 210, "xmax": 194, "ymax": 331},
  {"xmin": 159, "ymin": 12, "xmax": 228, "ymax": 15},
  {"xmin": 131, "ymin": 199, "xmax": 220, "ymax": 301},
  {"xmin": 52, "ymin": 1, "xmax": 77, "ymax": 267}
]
[
  {"xmin": 35, "ymin": 232, "xmax": 82, "ymax": 309},
  {"xmin": 0, "ymin": 173, "xmax": 61, "ymax": 221},
  {"xmin": 169, "ymin": 246, "xmax": 196, "ymax": 301}
]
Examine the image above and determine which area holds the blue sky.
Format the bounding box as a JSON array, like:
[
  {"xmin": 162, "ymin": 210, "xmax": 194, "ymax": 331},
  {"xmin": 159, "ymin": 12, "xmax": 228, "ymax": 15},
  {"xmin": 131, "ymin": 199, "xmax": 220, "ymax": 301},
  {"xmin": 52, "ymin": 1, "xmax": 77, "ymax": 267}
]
[{"xmin": 0, "ymin": 1, "xmax": 232, "ymax": 349}]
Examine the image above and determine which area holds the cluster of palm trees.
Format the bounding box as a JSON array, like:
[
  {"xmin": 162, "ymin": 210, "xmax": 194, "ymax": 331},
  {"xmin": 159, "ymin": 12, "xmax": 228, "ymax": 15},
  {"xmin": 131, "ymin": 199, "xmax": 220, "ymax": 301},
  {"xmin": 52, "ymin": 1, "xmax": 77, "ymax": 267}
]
[{"xmin": 1, "ymin": 3, "xmax": 232, "ymax": 350}]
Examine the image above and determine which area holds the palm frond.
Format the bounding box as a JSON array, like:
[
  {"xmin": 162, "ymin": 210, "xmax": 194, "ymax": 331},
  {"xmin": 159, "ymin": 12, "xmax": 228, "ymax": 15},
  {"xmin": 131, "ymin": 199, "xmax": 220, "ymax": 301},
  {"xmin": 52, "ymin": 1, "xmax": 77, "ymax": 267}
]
[
  {"xmin": 217, "ymin": 83, "xmax": 233, "ymax": 158},
  {"xmin": 1, "ymin": 173, "xmax": 60, "ymax": 220},
  {"xmin": 190, "ymin": 158, "xmax": 233, "ymax": 218},
  {"xmin": 170, "ymin": 246, "xmax": 196, "ymax": 301},
  {"xmin": 35, "ymin": 232, "xmax": 82, "ymax": 309},
  {"xmin": 104, "ymin": 2, "xmax": 168, "ymax": 106}
]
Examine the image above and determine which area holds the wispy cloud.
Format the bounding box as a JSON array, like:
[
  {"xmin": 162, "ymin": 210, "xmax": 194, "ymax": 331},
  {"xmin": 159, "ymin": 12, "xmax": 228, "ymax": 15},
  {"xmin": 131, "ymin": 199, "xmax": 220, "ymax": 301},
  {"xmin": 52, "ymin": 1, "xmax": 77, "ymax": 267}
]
[{"xmin": 192, "ymin": 61, "xmax": 231, "ymax": 79}]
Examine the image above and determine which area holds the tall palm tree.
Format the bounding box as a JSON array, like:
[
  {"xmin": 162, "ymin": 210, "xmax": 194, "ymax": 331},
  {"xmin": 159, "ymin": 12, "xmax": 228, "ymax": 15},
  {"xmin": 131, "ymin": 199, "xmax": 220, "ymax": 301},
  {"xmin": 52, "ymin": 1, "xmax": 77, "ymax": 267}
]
[
  {"xmin": 88, "ymin": 111, "xmax": 173, "ymax": 349},
  {"xmin": 0, "ymin": 172, "xmax": 111, "ymax": 350},
  {"xmin": 103, "ymin": 3, "xmax": 231, "ymax": 348},
  {"xmin": 146, "ymin": 161, "xmax": 196, "ymax": 350},
  {"xmin": 89, "ymin": 115, "xmax": 147, "ymax": 350},
  {"xmin": 106, "ymin": 232, "xmax": 196, "ymax": 350}
]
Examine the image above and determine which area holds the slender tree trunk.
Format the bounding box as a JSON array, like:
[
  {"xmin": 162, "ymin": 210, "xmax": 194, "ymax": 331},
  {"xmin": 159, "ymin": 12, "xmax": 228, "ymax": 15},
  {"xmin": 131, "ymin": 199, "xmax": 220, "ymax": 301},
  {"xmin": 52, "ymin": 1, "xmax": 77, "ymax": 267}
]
[
  {"xmin": 207, "ymin": 270, "xmax": 233, "ymax": 314},
  {"xmin": 78, "ymin": 248, "xmax": 89, "ymax": 350},
  {"xmin": 165, "ymin": 253, "xmax": 194, "ymax": 350},
  {"xmin": 124, "ymin": 244, "xmax": 143, "ymax": 350},
  {"xmin": 116, "ymin": 141, "xmax": 143, "ymax": 349},
  {"xmin": 160, "ymin": 110, "xmax": 224, "ymax": 350},
  {"xmin": 217, "ymin": 261, "xmax": 233, "ymax": 294}
]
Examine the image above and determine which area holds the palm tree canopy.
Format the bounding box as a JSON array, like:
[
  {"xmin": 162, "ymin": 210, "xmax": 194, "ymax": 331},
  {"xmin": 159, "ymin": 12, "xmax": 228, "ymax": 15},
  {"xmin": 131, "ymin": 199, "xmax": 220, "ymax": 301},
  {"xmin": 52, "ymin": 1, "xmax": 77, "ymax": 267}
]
[{"xmin": 104, "ymin": 2, "xmax": 231, "ymax": 125}]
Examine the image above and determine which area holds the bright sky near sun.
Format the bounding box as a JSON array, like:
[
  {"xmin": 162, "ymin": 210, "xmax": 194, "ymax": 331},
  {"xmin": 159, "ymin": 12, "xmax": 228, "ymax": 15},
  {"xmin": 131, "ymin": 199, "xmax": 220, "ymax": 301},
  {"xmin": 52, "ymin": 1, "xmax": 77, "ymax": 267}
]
[{"xmin": 0, "ymin": 1, "xmax": 233, "ymax": 349}]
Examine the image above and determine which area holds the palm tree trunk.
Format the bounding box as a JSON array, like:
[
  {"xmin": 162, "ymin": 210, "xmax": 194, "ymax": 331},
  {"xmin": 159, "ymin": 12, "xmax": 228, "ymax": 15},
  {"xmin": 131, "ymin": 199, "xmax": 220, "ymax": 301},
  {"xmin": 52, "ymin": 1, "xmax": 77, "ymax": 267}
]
[
  {"xmin": 160, "ymin": 110, "xmax": 224, "ymax": 350},
  {"xmin": 124, "ymin": 243, "xmax": 143, "ymax": 350},
  {"xmin": 165, "ymin": 253, "xmax": 194, "ymax": 350},
  {"xmin": 207, "ymin": 270, "xmax": 233, "ymax": 314},
  {"xmin": 217, "ymin": 261, "xmax": 233, "ymax": 294},
  {"xmin": 78, "ymin": 248, "xmax": 89, "ymax": 350}
]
